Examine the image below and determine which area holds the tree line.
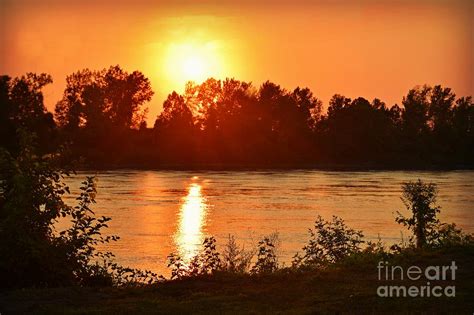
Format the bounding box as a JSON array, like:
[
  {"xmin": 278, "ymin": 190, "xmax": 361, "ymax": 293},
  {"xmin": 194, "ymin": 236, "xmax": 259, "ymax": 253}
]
[{"xmin": 1, "ymin": 65, "xmax": 473, "ymax": 168}]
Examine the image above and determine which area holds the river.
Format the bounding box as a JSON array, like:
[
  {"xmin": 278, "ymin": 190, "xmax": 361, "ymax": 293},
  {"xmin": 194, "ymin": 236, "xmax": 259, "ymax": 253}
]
[{"xmin": 62, "ymin": 170, "xmax": 474, "ymax": 275}]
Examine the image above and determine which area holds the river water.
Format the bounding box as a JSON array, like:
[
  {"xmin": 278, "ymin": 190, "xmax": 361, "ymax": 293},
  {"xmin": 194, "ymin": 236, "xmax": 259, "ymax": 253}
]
[{"xmin": 63, "ymin": 170, "xmax": 474, "ymax": 275}]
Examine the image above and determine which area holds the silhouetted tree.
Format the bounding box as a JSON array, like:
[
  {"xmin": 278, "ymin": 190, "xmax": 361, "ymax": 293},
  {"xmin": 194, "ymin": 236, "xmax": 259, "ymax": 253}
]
[
  {"xmin": 452, "ymin": 96, "xmax": 474, "ymax": 164},
  {"xmin": 56, "ymin": 66, "xmax": 152, "ymax": 131},
  {"xmin": 429, "ymin": 86, "xmax": 455, "ymax": 132},
  {"xmin": 153, "ymin": 91, "xmax": 197, "ymax": 163},
  {"xmin": 0, "ymin": 73, "xmax": 56, "ymax": 154},
  {"xmin": 54, "ymin": 66, "xmax": 153, "ymax": 166},
  {"xmin": 398, "ymin": 86, "xmax": 432, "ymax": 164},
  {"xmin": 155, "ymin": 92, "xmax": 194, "ymax": 131},
  {"xmin": 318, "ymin": 95, "xmax": 397, "ymax": 164},
  {"xmin": 2, "ymin": 68, "xmax": 473, "ymax": 168},
  {"xmin": 402, "ymin": 85, "xmax": 431, "ymax": 136}
]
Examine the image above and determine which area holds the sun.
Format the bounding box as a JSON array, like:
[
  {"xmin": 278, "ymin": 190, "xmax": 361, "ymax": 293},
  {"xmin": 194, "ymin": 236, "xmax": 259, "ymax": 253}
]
[
  {"xmin": 163, "ymin": 41, "xmax": 224, "ymax": 88},
  {"xmin": 182, "ymin": 55, "xmax": 205, "ymax": 80}
]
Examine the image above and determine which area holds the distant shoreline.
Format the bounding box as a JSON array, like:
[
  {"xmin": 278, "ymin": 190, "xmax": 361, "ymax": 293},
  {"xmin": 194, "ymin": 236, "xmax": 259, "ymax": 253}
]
[{"xmin": 75, "ymin": 162, "xmax": 474, "ymax": 172}]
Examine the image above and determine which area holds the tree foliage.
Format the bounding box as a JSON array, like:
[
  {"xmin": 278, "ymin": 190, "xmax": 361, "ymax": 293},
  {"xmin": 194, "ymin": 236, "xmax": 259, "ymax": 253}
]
[
  {"xmin": 395, "ymin": 179, "xmax": 474, "ymax": 249},
  {"xmin": 250, "ymin": 235, "xmax": 279, "ymax": 274},
  {"xmin": 0, "ymin": 73, "xmax": 56, "ymax": 154},
  {"xmin": 293, "ymin": 215, "xmax": 364, "ymax": 267},
  {"xmin": 0, "ymin": 131, "xmax": 159, "ymax": 288},
  {"xmin": 395, "ymin": 180, "xmax": 441, "ymax": 248},
  {"xmin": 1, "ymin": 68, "xmax": 473, "ymax": 167},
  {"xmin": 55, "ymin": 65, "xmax": 153, "ymax": 131},
  {"xmin": 221, "ymin": 234, "xmax": 254, "ymax": 273}
]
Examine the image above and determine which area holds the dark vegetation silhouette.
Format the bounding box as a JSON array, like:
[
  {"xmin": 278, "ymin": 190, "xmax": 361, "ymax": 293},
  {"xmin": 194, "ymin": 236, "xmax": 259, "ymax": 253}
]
[
  {"xmin": 0, "ymin": 132, "xmax": 159, "ymax": 288},
  {"xmin": 292, "ymin": 215, "xmax": 364, "ymax": 267},
  {"xmin": 1, "ymin": 66, "xmax": 473, "ymax": 168},
  {"xmin": 396, "ymin": 180, "xmax": 440, "ymax": 248},
  {"xmin": 0, "ymin": 74, "xmax": 57, "ymax": 155},
  {"xmin": 396, "ymin": 180, "xmax": 471, "ymax": 249}
]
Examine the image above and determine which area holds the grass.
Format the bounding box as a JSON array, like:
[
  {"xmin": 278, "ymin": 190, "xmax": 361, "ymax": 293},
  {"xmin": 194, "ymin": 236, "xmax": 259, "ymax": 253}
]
[{"xmin": 1, "ymin": 244, "xmax": 473, "ymax": 314}]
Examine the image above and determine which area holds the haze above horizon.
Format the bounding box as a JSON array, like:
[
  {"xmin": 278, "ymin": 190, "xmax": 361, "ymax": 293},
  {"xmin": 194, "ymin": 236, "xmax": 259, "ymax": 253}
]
[{"xmin": 1, "ymin": 0, "xmax": 472, "ymax": 125}]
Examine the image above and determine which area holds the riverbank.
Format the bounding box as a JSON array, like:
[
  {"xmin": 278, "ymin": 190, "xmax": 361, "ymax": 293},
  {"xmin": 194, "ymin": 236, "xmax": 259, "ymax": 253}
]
[
  {"xmin": 2, "ymin": 245, "xmax": 473, "ymax": 314},
  {"xmin": 75, "ymin": 161, "xmax": 474, "ymax": 172}
]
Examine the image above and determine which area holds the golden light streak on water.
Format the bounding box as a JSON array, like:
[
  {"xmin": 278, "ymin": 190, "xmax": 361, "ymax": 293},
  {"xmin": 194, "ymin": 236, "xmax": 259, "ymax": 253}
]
[{"xmin": 175, "ymin": 181, "xmax": 208, "ymax": 261}]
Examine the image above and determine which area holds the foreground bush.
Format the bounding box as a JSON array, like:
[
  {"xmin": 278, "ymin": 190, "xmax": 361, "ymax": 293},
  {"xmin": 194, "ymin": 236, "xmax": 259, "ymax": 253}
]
[
  {"xmin": 292, "ymin": 215, "xmax": 364, "ymax": 268},
  {"xmin": 0, "ymin": 131, "xmax": 159, "ymax": 288},
  {"xmin": 396, "ymin": 179, "xmax": 474, "ymax": 249},
  {"xmin": 167, "ymin": 234, "xmax": 277, "ymax": 279}
]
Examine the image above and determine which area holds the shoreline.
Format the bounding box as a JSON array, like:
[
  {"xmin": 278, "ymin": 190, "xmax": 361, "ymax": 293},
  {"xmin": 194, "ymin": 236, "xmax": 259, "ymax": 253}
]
[{"xmin": 74, "ymin": 163, "xmax": 474, "ymax": 172}]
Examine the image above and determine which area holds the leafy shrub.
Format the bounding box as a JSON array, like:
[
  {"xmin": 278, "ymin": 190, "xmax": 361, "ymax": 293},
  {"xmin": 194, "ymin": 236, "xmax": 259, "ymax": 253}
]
[
  {"xmin": 200, "ymin": 236, "xmax": 222, "ymax": 274},
  {"xmin": 166, "ymin": 253, "xmax": 189, "ymax": 280},
  {"xmin": 293, "ymin": 215, "xmax": 364, "ymax": 267},
  {"xmin": 54, "ymin": 176, "xmax": 118, "ymax": 286},
  {"xmin": 396, "ymin": 180, "xmax": 474, "ymax": 249},
  {"xmin": 168, "ymin": 234, "xmax": 277, "ymax": 278},
  {"xmin": 395, "ymin": 180, "xmax": 440, "ymax": 248},
  {"xmin": 0, "ymin": 131, "xmax": 161, "ymax": 288},
  {"xmin": 108, "ymin": 263, "xmax": 163, "ymax": 286},
  {"xmin": 427, "ymin": 222, "xmax": 474, "ymax": 247},
  {"xmin": 250, "ymin": 234, "xmax": 279, "ymax": 274},
  {"xmin": 0, "ymin": 132, "xmax": 77, "ymax": 287},
  {"xmin": 221, "ymin": 234, "xmax": 254, "ymax": 273},
  {"xmin": 167, "ymin": 237, "xmax": 222, "ymax": 280},
  {"xmin": 339, "ymin": 236, "xmax": 393, "ymax": 268}
]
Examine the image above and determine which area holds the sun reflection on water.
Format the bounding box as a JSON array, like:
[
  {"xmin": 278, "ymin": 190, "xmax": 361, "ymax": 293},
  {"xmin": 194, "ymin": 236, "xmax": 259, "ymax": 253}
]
[{"xmin": 175, "ymin": 181, "xmax": 208, "ymax": 261}]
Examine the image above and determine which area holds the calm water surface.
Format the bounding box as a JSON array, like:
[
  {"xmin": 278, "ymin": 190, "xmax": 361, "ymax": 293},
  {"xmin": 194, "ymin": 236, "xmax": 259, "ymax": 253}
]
[{"xmin": 63, "ymin": 170, "xmax": 474, "ymax": 275}]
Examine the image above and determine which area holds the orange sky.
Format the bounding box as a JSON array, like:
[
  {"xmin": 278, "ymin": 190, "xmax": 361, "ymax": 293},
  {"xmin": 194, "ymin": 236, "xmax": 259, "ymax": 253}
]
[{"xmin": 1, "ymin": 0, "xmax": 472, "ymax": 126}]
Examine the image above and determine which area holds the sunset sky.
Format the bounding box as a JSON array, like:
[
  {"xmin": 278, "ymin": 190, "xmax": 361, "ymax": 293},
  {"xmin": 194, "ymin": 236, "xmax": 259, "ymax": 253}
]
[{"xmin": 1, "ymin": 0, "xmax": 472, "ymax": 125}]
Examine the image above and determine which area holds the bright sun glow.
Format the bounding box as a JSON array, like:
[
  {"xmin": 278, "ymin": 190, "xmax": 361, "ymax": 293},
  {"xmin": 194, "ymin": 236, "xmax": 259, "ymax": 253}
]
[
  {"xmin": 163, "ymin": 41, "xmax": 224, "ymax": 87},
  {"xmin": 182, "ymin": 55, "xmax": 204, "ymax": 79}
]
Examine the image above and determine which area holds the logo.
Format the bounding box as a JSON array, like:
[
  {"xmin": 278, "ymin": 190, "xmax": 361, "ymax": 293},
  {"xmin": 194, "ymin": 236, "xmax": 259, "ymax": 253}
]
[{"xmin": 376, "ymin": 261, "xmax": 457, "ymax": 297}]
